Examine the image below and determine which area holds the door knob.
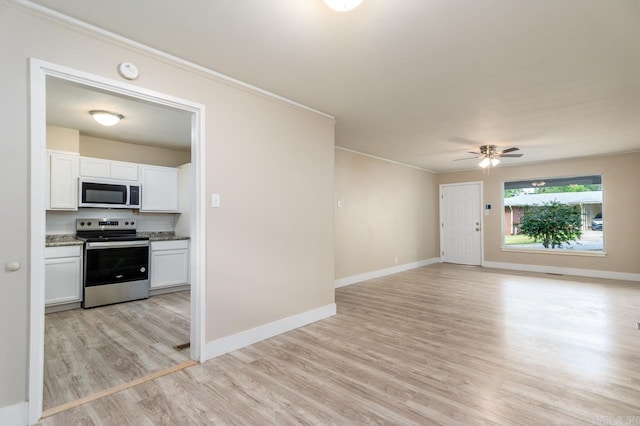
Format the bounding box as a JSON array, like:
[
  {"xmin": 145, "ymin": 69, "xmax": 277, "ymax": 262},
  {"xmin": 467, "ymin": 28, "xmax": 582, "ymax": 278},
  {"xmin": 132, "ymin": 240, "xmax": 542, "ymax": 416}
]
[{"xmin": 5, "ymin": 261, "xmax": 21, "ymax": 272}]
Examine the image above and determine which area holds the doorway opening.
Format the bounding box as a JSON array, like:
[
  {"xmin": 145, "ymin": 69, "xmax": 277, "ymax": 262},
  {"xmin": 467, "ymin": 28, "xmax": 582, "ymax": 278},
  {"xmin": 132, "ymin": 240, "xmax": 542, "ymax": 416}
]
[{"xmin": 29, "ymin": 59, "xmax": 205, "ymax": 424}]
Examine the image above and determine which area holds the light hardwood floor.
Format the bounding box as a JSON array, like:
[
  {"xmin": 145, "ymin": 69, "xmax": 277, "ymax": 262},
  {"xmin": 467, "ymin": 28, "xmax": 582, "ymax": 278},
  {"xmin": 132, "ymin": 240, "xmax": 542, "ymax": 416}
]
[
  {"xmin": 43, "ymin": 291, "xmax": 191, "ymax": 410},
  {"xmin": 42, "ymin": 265, "xmax": 640, "ymax": 425}
]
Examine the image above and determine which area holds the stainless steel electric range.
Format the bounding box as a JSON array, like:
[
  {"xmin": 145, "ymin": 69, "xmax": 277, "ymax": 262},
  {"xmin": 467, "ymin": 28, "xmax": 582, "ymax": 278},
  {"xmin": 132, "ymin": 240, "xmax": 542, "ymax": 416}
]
[{"xmin": 76, "ymin": 218, "xmax": 149, "ymax": 308}]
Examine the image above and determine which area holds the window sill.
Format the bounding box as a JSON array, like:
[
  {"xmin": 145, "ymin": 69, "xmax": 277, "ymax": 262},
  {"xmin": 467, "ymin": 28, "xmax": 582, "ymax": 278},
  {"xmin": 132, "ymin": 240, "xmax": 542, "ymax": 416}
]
[{"xmin": 501, "ymin": 247, "xmax": 607, "ymax": 257}]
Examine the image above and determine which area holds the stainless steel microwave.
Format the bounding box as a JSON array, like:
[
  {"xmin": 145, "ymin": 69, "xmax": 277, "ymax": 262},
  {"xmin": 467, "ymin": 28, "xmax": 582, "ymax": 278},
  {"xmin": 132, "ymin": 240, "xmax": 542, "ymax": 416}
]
[{"xmin": 78, "ymin": 178, "xmax": 141, "ymax": 209}]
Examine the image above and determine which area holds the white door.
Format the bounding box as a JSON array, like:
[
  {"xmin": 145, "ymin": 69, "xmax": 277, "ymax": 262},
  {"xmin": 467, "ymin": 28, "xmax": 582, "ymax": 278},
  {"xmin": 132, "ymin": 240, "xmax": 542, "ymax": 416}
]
[{"xmin": 440, "ymin": 182, "xmax": 482, "ymax": 265}]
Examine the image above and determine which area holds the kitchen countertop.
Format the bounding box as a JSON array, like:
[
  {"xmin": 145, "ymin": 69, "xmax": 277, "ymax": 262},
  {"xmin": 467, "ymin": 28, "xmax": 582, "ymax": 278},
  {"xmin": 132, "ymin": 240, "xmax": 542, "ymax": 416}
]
[
  {"xmin": 46, "ymin": 232, "xmax": 189, "ymax": 247},
  {"xmin": 139, "ymin": 232, "xmax": 190, "ymax": 241},
  {"xmin": 45, "ymin": 234, "xmax": 83, "ymax": 247}
]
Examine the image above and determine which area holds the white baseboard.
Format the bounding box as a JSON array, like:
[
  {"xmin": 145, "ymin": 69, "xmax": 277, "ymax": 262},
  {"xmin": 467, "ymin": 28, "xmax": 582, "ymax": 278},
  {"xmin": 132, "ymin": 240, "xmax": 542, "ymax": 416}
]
[
  {"xmin": 335, "ymin": 257, "xmax": 441, "ymax": 288},
  {"xmin": 204, "ymin": 303, "xmax": 336, "ymax": 360},
  {"xmin": 483, "ymin": 261, "xmax": 640, "ymax": 282},
  {"xmin": 149, "ymin": 284, "xmax": 190, "ymax": 296},
  {"xmin": 0, "ymin": 401, "xmax": 28, "ymax": 426}
]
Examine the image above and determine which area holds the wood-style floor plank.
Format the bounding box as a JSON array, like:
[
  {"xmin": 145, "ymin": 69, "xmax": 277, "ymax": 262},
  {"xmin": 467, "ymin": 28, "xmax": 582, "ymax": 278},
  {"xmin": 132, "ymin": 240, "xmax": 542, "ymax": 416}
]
[
  {"xmin": 42, "ymin": 264, "xmax": 640, "ymax": 425},
  {"xmin": 43, "ymin": 291, "xmax": 191, "ymax": 410}
]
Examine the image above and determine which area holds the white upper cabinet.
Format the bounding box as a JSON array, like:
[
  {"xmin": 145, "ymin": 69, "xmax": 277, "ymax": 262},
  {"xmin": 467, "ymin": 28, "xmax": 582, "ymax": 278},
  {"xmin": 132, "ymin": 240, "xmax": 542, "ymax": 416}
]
[
  {"xmin": 110, "ymin": 161, "xmax": 139, "ymax": 181},
  {"xmin": 140, "ymin": 165, "xmax": 180, "ymax": 212},
  {"xmin": 80, "ymin": 157, "xmax": 139, "ymax": 181},
  {"xmin": 79, "ymin": 157, "xmax": 109, "ymax": 178},
  {"xmin": 47, "ymin": 151, "xmax": 180, "ymax": 213},
  {"xmin": 48, "ymin": 152, "xmax": 79, "ymax": 210}
]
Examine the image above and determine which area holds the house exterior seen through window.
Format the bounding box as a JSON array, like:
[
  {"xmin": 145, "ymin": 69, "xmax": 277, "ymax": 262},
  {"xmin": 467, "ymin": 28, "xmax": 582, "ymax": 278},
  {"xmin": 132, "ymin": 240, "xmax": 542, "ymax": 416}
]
[{"xmin": 502, "ymin": 175, "xmax": 603, "ymax": 253}]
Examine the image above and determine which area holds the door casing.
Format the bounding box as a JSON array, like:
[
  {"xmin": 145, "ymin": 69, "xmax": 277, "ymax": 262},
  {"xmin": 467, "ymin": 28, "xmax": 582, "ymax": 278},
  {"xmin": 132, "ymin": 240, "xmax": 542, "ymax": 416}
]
[{"xmin": 28, "ymin": 58, "xmax": 206, "ymax": 424}]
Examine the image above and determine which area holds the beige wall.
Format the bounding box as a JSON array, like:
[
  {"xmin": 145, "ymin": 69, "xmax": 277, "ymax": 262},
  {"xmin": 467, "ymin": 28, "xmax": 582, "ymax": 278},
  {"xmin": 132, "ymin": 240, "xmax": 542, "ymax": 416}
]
[
  {"xmin": 439, "ymin": 152, "xmax": 640, "ymax": 274},
  {"xmin": 0, "ymin": 2, "xmax": 334, "ymax": 410},
  {"xmin": 334, "ymin": 149, "xmax": 439, "ymax": 279},
  {"xmin": 46, "ymin": 125, "xmax": 79, "ymax": 152},
  {"xmin": 46, "ymin": 126, "xmax": 191, "ymax": 167},
  {"xmin": 79, "ymin": 135, "xmax": 191, "ymax": 167}
]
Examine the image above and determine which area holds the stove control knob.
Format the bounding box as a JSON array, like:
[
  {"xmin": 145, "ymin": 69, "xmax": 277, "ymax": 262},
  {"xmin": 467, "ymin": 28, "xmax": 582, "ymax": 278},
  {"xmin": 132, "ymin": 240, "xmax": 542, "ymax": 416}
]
[
  {"xmin": 125, "ymin": 221, "xmax": 129, "ymax": 225},
  {"xmin": 87, "ymin": 222, "xmax": 92, "ymax": 226},
  {"xmin": 131, "ymin": 221, "xmax": 135, "ymax": 225},
  {"xmin": 79, "ymin": 222, "xmax": 85, "ymax": 226}
]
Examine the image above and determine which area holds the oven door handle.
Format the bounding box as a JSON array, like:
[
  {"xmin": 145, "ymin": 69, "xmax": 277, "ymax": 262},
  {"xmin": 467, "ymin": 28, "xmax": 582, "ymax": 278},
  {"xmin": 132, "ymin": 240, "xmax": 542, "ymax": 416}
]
[{"xmin": 86, "ymin": 241, "xmax": 150, "ymax": 249}]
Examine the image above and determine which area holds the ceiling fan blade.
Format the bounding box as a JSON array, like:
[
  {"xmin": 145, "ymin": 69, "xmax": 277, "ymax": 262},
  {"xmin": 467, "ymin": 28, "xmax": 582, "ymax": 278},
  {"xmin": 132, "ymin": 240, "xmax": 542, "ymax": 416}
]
[
  {"xmin": 453, "ymin": 156, "xmax": 480, "ymax": 161},
  {"xmin": 467, "ymin": 151, "xmax": 481, "ymax": 155},
  {"xmin": 498, "ymin": 153, "xmax": 523, "ymax": 157},
  {"xmin": 498, "ymin": 147, "xmax": 520, "ymax": 154}
]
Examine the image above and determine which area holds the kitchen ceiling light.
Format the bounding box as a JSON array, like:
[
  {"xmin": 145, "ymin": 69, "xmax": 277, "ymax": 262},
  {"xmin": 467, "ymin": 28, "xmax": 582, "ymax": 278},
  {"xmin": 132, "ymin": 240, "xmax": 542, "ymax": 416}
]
[
  {"xmin": 323, "ymin": 0, "xmax": 363, "ymax": 12},
  {"xmin": 90, "ymin": 110, "xmax": 124, "ymax": 126}
]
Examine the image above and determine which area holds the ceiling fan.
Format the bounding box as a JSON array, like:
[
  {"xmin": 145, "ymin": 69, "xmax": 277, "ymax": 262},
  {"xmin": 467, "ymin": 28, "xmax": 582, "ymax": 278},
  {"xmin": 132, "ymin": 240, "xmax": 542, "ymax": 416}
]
[{"xmin": 455, "ymin": 145, "xmax": 523, "ymax": 168}]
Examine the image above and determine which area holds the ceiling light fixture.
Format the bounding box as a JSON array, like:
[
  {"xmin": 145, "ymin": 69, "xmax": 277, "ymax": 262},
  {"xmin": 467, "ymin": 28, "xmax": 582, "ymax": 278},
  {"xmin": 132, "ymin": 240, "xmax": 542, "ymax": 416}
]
[
  {"xmin": 323, "ymin": 0, "xmax": 363, "ymax": 12},
  {"xmin": 531, "ymin": 181, "xmax": 546, "ymax": 187},
  {"xmin": 477, "ymin": 145, "xmax": 502, "ymax": 170},
  {"xmin": 89, "ymin": 110, "xmax": 124, "ymax": 126}
]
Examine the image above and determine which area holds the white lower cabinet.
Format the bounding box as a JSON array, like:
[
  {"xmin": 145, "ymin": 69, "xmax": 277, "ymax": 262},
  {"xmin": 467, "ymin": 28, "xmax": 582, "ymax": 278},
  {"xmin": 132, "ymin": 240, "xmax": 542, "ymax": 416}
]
[
  {"xmin": 150, "ymin": 240, "xmax": 189, "ymax": 289},
  {"xmin": 45, "ymin": 245, "xmax": 82, "ymax": 306}
]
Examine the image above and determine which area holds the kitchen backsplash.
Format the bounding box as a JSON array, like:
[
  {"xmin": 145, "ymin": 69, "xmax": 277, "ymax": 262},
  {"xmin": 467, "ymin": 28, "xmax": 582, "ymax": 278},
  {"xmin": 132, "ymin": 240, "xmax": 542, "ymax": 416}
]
[{"xmin": 46, "ymin": 209, "xmax": 176, "ymax": 234}]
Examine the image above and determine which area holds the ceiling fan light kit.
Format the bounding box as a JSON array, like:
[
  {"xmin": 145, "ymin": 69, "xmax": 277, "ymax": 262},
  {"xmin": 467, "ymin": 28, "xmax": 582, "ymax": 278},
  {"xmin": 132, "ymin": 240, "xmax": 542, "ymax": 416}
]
[{"xmin": 454, "ymin": 144, "xmax": 523, "ymax": 170}]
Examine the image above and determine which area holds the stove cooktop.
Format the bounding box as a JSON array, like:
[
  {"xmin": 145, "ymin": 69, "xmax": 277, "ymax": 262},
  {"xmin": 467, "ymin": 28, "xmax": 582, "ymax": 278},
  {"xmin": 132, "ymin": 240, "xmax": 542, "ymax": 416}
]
[
  {"xmin": 75, "ymin": 218, "xmax": 148, "ymax": 242},
  {"xmin": 75, "ymin": 234, "xmax": 150, "ymax": 243}
]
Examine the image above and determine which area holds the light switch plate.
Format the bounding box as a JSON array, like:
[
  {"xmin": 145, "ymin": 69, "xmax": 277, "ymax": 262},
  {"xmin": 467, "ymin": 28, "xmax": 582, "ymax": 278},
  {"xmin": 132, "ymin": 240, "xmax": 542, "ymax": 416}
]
[{"xmin": 211, "ymin": 193, "xmax": 221, "ymax": 208}]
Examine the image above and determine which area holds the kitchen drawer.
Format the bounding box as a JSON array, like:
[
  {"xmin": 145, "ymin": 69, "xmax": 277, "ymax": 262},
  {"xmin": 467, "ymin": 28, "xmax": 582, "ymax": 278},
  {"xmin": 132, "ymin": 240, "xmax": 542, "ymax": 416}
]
[
  {"xmin": 151, "ymin": 240, "xmax": 189, "ymax": 251},
  {"xmin": 45, "ymin": 245, "xmax": 82, "ymax": 259}
]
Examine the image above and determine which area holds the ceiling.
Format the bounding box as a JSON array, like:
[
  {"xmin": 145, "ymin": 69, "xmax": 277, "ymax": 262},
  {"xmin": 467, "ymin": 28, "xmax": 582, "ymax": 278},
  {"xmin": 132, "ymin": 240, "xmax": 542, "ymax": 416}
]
[
  {"xmin": 47, "ymin": 77, "xmax": 192, "ymax": 151},
  {"xmin": 34, "ymin": 0, "xmax": 640, "ymax": 172}
]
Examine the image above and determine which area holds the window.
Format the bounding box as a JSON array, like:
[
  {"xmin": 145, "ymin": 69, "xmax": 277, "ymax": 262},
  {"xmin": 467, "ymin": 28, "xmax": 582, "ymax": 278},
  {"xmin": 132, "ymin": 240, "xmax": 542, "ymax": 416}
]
[{"xmin": 503, "ymin": 175, "xmax": 603, "ymax": 253}]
